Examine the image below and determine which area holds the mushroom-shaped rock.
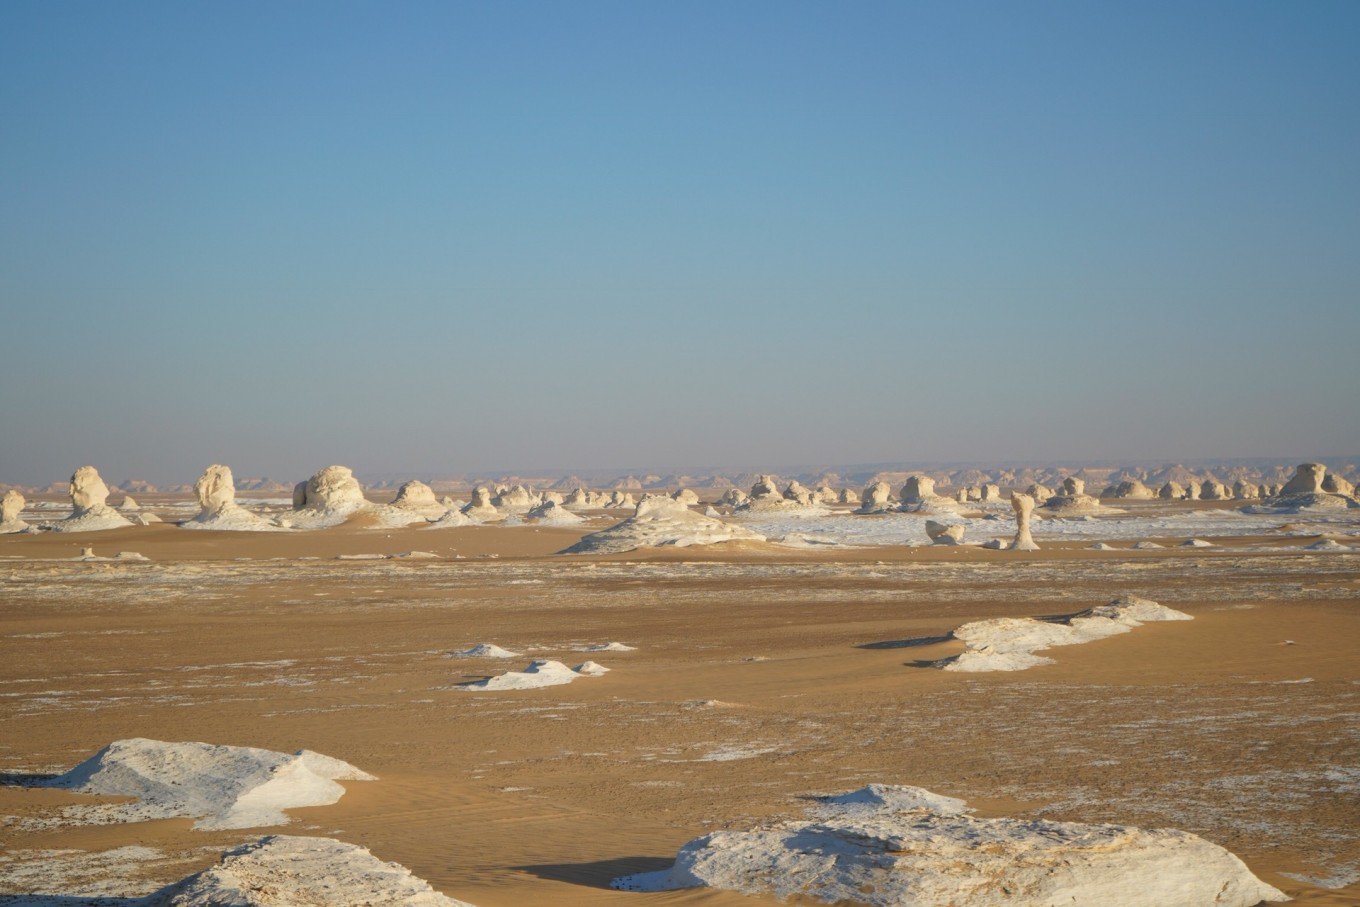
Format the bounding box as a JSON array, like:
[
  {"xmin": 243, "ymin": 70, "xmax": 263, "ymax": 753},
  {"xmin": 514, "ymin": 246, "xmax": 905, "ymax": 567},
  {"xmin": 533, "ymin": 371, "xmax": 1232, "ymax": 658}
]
[
  {"xmin": 52, "ymin": 466, "xmax": 133, "ymax": 532},
  {"xmin": 183, "ymin": 464, "xmax": 280, "ymax": 532},
  {"xmin": 275, "ymin": 466, "xmax": 372, "ymax": 529},
  {"xmin": 1011, "ymin": 492, "xmax": 1040, "ymax": 551},
  {"xmin": 0, "ymin": 489, "xmax": 27, "ymax": 534},
  {"xmin": 390, "ymin": 480, "xmax": 447, "ymax": 518},
  {"xmin": 925, "ymin": 520, "xmax": 965, "ymax": 545}
]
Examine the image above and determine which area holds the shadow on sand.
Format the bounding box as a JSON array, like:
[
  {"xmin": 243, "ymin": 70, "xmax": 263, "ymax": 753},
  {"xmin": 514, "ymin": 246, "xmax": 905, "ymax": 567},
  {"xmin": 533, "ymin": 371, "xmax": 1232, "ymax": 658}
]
[
  {"xmin": 855, "ymin": 634, "xmax": 953, "ymax": 650},
  {"xmin": 513, "ymin": 856, "xmax": 674, "ymax": 888}
]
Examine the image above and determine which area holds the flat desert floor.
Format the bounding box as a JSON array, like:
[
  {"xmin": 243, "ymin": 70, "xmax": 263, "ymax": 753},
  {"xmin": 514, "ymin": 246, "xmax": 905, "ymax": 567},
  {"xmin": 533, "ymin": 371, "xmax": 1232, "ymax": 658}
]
[{"xmin": 1, "ymin": 507, "xmax": 1358, "ymax": 905}]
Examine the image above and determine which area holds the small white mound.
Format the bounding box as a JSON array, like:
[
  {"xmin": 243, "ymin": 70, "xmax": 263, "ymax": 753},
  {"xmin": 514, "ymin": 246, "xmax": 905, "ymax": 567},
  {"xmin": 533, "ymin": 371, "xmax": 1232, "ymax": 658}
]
[
  {"xmin": 1306, "ymin": 538, "xmax": 1349, "ymax": 550},
  {"xmin": 40, "ymin": 738, "xmax": 374, "ymax": 830},
  {"xmin": 611, "ymin": 785, "xmax": 1285, "ymax": 907},
  {"xmin": 527, "ymin": 499, "xmax": 585, "ymax": 525},
  {"xmin": 574, "ymin": 660, "xmax": 610, "ymax": 675},
  {"xmin": 562, "ymin": 496, "xmax": 764, "ymax": 554},
  {"xmin": 182, "ymin": 504, "xmax": 282, "ymax": 531},
  {"xmin": 932, "ymin": 595, "xmax": 1191, "ymax": 673},
  {"xmin": 144, "ymin": 835, "xmax": 474, "ymax": 906},
  {"xmin": 1132, "ymin": 541, "xmax": 1164, "ymax": 549},
  {"xmin": 810, "ymin": 783, "xmax": 970, "ymax": 818},
  {"xmin": 426, "ymin": 507, "xmax": 475, "ymax": 528},
  {"xmin": 578, "ymin": 641, "xmax": 637, "ymax": 652},
  {"xmin": 456, "ymin": 659, "xmax": 606, "ymax": 691},
  {"xmin": 52, "ymin": 506, "xmax": 134, "ymax": 532},
  {"xmin": 1088, "ymin": 542, "xmax": 1115, "ymax": 550},
  {"xmin": 1181, "ymin": 538, "xmax": 1214, "ymax": 547},
  {"xmin": 450, "ymin": 643, "xmax": 521, "ymax": 658}
]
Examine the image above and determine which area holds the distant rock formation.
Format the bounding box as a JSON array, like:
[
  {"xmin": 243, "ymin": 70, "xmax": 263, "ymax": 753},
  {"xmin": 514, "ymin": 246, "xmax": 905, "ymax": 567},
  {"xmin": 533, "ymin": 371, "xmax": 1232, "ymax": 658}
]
[
  {"xmin": 181, "ymin": 464, "xmax": 280, "ymax": 531},
  {"xmin": 461, "ymin": 486, "xmax": 504, "ymax": 522},
  {"xmin": 1026, "ymin": 483, "xmax": 1054, "ymax": 501},
  {"xmin": 1252, "ymin": 463, "xmax": 1357, "ymax": 512},
  {"xmin": 672, "ymin": 488, "xmax": 700, "ymax": 505},
  {"xmin": 717, "ymin": 488, "xmax": 749, "ymax": 507},
  {"xmin": 748, "ymin": 475, "xmax": 781, "ymax": 501},
  {"xmin": 1321, "ymin": 473, "xmax": 1355, "ymax": 497},
  {"xmin": 51, "ymin": 466, "xmax": 133, "ymax": 532},
  {"xmin": 1232, "ymin": 480, "xmax": 1260, "ymax": 500},
  {"xmin": 1158, "ymin": 481, "xmax": 1185, "ymax": 500},
  {"xmin": 857, "ymin": 481, "xmax": 895, "ymax": 514},
  {"xmin": 563, "ymin": 487, "xmax": 592, "ymax": 509},
  {"xmin": 783, "ymin": 481, "xmax": 815, "ymax": 505},
  {"xmin": 606, "ymin": 491, "xmax": 636, "ymax": 509},
  {"xmin": 1043, "ymin": 476, "xmax": 1103, "ymax": 515},
  {"xmin": 117, "ymin": 494, "xmax": 141, "ymax": 512},
  {"xmin": 563, "ymin": 496, "xmax": 764, "ymax": 555},
  {"xmin": 1107, "ymin": 479, "xmax": 1155, "ymax": 500},
  {"xmin": 1011, "ymin": 492, "xmax": 1039, "ymax": 551},
  {"xmin": 390, "ymin": 480, "xmax": 448, "ymax": 518},
  {"xmin": 1199, "ymin": 478, "xmax": 1230, "ymax": 500},
  {"xmin": 838, "ymin": 487, "xmax": 859, "ymax": 505},
  {"xmin": 527, "ymin": 499, "xmax": 584, "ymax": 525},
  {"xmin": 0, "ymin": 489, "xmax": 27, "ymax": 534},
  {"xmin": 275, "ymin": 465, "xmax": 413, "ymax": 529},
  {"xmin": 492, "ymin": 485, "xmax": 536, "ymax": 512},
  {"xmin": 899, "ymin": 475, "xmax": 960, "ymax": 513},
  {"xmin": 978, "ymin": 483, "xmax": 1002, "ymax": 502}
]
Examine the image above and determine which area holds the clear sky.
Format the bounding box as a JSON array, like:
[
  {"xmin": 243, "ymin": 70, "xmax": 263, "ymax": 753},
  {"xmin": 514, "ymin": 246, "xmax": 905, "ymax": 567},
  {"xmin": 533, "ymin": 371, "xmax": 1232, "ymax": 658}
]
[{"xmin": 2, "ymin": 1, "xmax": 1357, "ymax": 486}]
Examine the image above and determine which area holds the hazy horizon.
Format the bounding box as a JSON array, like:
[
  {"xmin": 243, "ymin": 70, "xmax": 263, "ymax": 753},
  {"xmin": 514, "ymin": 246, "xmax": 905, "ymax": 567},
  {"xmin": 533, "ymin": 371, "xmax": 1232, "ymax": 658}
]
[{"xmin": 3, "ymin": 2, "xmax": 1358, "ymax": 489}]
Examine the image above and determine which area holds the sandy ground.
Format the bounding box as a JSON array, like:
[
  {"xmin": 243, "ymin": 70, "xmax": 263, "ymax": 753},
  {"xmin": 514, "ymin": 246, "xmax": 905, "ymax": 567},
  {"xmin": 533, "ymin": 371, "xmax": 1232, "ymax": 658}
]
[{"xmin": 1, "ymin": 514, "xmax": 1357, "ymax": 905}]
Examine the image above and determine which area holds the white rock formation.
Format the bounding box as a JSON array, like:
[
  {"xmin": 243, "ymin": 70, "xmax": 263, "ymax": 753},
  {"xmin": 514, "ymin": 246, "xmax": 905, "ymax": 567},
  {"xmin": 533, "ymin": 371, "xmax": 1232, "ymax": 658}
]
[
  {"xmin": 1158, "ymin": 481, "xmax": 1185, "ymax": 500},
  {"xmin": 275, "ymin": 465, "xmax": 373, "ymax": 529},
  {"xmin": 1232, "ymin": 480, "xmax": 1261, "ymax": 500},
  {"xmin": 925, "ymin": 520, "xmax": 965, "ymax": 545},
  {"xmin": 1043, "ymin": 476, "xmax": 1103, "ymax": 515},
  {"xmin": 783, "ymin": 481, "xmax": 815, "ymax": 505},
  {"xmin": 118, "ymin": 494, "xmax": 141, "ymax": 512},
  {"xmin": 1011, "ymin": 492, "xmax": 1040, "ymax": 551},
  {"xmin": 455, "ymin": 659, "xmax": 605, "ymax": 691},
  {"xmin": 390, "ymin": 480, "xmax": 448, "ymax": 518},
  {"xmin": 449, "ymin": 643, "xmax": 521, "ymax": 658},
  {"xmin": 144, "ymin": 835, "xmax": 474, "ymax": 907},
  {"xmin": 1200, "ymin": 478, "xmax": 1230, "ymax": 500},
  {"xmin": 39, "ymin": 738, "xmax": 374, "ymax": 830},
  {"xmin": 838, "ymin": 487, "xmax": 859, "ymax": 505},
  {"xmin": 672, "ymin": 488, "xmax": 700, "ymax": 505},
  {"xmin": 1253, "ymin": 463, "xmax": 1357, "ymax": 512},
  {"xmin": 856, "ymin": 481, "xmax": 895, "ymax": 513},
  {"xmin": 1026, "ymin": 482, "xmax": 1054, "ymax": 501},
  {"xmin": 606, "ymin": 490, "xmax": 636, "ymax": 508},
  {"xmin": 1322, "ymin": 473, "xmax": 1355, "ymax": 496},
  {"xmin": 425, "ymin": 507, "xmax": 474, "ymax": 528},
  {"xmin": 527, "ymin": 499, "xmax": 584, "ymax": 525},
  {"xmin": 460, "ymin": 486, "xmax": 504, "ymax": 522},
  {"xmin": 1109, "ymin": 479, "xmax": 1155, "ymax": 500},
  {"xmin": 1185, "ymin": 480, "xmax": 1202, "ymax": 501},
  {"xmin": 928, "ymin": 595, "xmax": 1191, "ymax": 673},
  {"xmin": 978, "ymin": 483, "xmax": 1002, "ymax": 501},
  {"xmin": 612, "ymin": 784, "xmax": 1283, "ymax": 907},
  {"xmin": 492, "ymin": 485, "xmax": 536, "ymax": 512},
  {"xmin": 749, "ymin": 475, "xmax": 781, "ymax": 500},
  {"xmin": 181, "ymin": 464, "xmax": 281, "ymax": 532},
  {"xmin": 52, "ymin": 466, "xmax": 133, "ymax": 532},
  {"xmin": 562, "ymin": 496, "xmax": 764, "ymax": 555},
  {"xmin": 563, "ymin": 487, "xmax": 592, "ymax": 509},
  {"xmin": 0, "ymin": 489, "xmax": 27, "ymax": 533},
  {"xmin": 898, "ymin": 475, "xmax": 959, "ymax": 513},
  {"xmin": 814, "ymin": 484, "xmax": 839, "ymax": 504}
]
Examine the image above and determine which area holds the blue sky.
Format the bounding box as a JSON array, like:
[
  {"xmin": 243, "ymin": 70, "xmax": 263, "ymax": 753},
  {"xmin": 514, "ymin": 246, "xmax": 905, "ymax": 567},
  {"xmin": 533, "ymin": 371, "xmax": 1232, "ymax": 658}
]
[{"xmin": 2, "ymin": 1, "xmax": 1357, "ymax": 486}]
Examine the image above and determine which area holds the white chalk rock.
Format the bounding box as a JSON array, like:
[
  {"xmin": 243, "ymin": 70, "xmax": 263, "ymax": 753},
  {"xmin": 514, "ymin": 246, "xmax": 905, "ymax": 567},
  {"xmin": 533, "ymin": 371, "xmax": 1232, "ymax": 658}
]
[
  {"xmin": 145, "ymin": 835, "xmax": 475, "ymax": 907},
  {"xmin": 492, "ymin": 485, "xmax": 536, "ymax": 512},
  {"xmin": 749, "ymin": 474, "xmax": 782, "ymax": 500},
  {"xmin": 0, "ymin": 489, "xmax": 27, "ymax": 534},
  {"xmin": 717, "ymin": 488, "xmax": 749, "ymax": 507},
  {"xmin": 857, "ymin": 481, "xmax": 895, "ymax": 513},
  {"xmin": 563, "ymin": 496, "xmax": 764, "ymax": 555},
  {"xmin": 1184, "ymin": 480, "xmax": 1202, "ymax": 501},
  {"xmin": 117, "ymin": 494, "xmax": 141, "ymax": 512},
  {"xmin": 1232, "ymin": 480, "xmax": 1261, "ymax": 500},
  {"xmin": 1026, "ymin": 482, "xmax": 1055, "ymax": 501},
  {"xmin": 978, "ymin": 482, "xmax": 1002, "ymax": 501},
  {"xmin": 527, "ymin": 499, "xmax": 584, "ymax": 525},
  {"xmin": 1043, "ymin": 476, "xmax": 1103, "ymax": 515},
  {"xmin": 1011, "ymin": 492, "xmax": 1040, "ymax": 551},
  {"xmin": 925, "ymin": 520, "xmax": 965, "ymax": 545},
  {"xmin": 456, "ymin": 659, "xmax": 604, "ymax": 691},
  {"xmin": 783, "ymin": 480, "xmax": 815, "ymax": 505},
  {"xmin": 1251, "ymin": 463, "xmax": 1357, "ymax": 512},
  {"xmin": 1321, "ymin": 473, "xmax": 1355, "ymax": 496},
  {"xmin": 899, "ymin": 474, "xmax": 960, "ymax": 513},
  {"xmin": 672, "ymin": 488, "xmax": 700, "ymax": 505},
  {"xmin": 450, "ymin": 643, "xmax": 520, "ymax": 658},
  {"xmin": 390, "ymin": 480, "xmax": 448, "ymax": 518},
  {"xmin": 606, "ymin": 490, "xmax": 636, "ymax": 509},
  {"xmin": 52, "ymin": 466, "xmax": 133, "ymax": 532},
  {"xmin": 1158, "ymin": 481, "xmax": 1185, "ymax": 500},
  {"xmin": 275, "ymin": 465, "xmax": 371, "ymax": 529},
  {"xmin": 838, "ymin": 487, "xmax": 860, "ymax": 504},
  {"xmin": 611, "ymin": 785, "xmax": 1284, "ymax": 907},
  {"xmin": 1109, "ymin": 479, "xmax": 1155, "ymax": 500},
  {"xmin": 563, "ymin": 487, "xmax": 592, "ymax": 509},
  {"xmin": 1199, "ymin": 478, "xmax": 1230, "ymax": 500},
  {"xmin": 814, "ymin": 484, "xmax": 839, "ymax": 504},
  {"xmin": 40, "ymin": 738, "xmax": 374, "ymax": 830},
  {"xmin": 182, "ymin": 464, "xmax": 281, "ymax": 532},
  {"xmin": 460, "ymin": 486, "xmax": 504, "ymax": 522},
  {"xmin": 932, "ymin": 595, "xmax": 1191, "ymax": 673},
  {"xmin": 425, "ymin": 507, "xmax": 474, "ymax": 528}
]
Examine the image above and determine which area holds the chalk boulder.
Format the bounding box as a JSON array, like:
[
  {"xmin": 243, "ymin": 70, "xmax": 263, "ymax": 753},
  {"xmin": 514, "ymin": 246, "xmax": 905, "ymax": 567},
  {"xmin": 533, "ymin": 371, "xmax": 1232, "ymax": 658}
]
[
  {"xmin": 899, "ymin": 475, "xmax": 960, "ymax": 513},
  {"xmin": 925, "ymin": 520, "xmax": 965, "ymax": 545},
  {"xmin": 749, "ymin": 475, "xmax": 781, "ymax": 500},
  {"xmin": 118, "ymin": 495, "xmax": 141, "ymax": 512},
  {"xmin": 0, "ymin": 489, "xmax": 27, "ymax": 533},
  {"xmin": 390, "ymin": 480, "xmax": 448, "ymax": 518},
  {"xmin": 838, "ymin": 487, "xmax": 859, "ymax": 505},
  {"xmin": 857, "ymin": 481, "xmax": 895, "ymax": 513},
  {"xmin": 563, "ymin": 496, "xmax": 764, "ymax": 555},
  {"xmin": 612, "ymin": 784, "xmax": 1283, "ymax": 907},
  {"xmin": 275, "ymin": 465, "xmax": 375, "ymax": 529},
  {"xmin": 461, "ymin": 486, "xmax": 503, "ymax": 522},
  {"xmin": 1321, "ymin": 473, "xmax": 1355, "ymax": 497},
  {"xmin": 672, "ymin": 488, "xmax": 700, "ymax": 505},
  {"xmin": 1109, "ymin": 479, "xmax": 1155, "ymax": 500},
  {"xmin": 528, "ymin": 499, "xmax": 584, "ymax": 525},
  {"xmin": 1043, "ymin": 476, "xmax": 1103, "ymax": 515},
  {"xmin": 492, "ymin": 485, "xmax": 536, "ymax": 512},
  {"xmin": 1254, "ymin": 463, "xmax": 1357, "ymax": 512}
]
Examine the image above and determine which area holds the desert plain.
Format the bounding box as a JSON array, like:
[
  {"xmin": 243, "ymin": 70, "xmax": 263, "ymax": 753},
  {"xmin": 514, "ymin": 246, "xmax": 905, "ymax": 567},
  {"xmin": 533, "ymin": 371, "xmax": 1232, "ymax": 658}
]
[{"xmin": 1, "ymin": 480, "xmax": 1357, "ymax": 906}]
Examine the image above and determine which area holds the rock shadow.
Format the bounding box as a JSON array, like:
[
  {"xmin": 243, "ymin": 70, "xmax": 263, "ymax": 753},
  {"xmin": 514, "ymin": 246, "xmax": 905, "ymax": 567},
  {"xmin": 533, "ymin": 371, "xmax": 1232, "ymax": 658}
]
[{"xmin": 513, "ymin": 856, "xmax": 675, "ymax": 888}]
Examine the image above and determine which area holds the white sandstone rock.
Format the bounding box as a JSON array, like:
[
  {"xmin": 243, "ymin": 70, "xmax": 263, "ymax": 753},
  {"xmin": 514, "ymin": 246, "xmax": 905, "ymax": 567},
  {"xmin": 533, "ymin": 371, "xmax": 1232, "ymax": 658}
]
[
  {"xmin": 118, "ymin": 494, "xmax": 141, "ymax": 512},
  {"xmin": 144, "ymin": 835, "xmax": 474, "ymax": 907},
  {"xmin": 491, "ymin": 485, "xmax": 536, "ymax": 512},
  {"xmin": 276, "ymin": 465, "xmax": 371, "ymax": 529},
  {"xmin": 1253, "ymin": 463, "xmax": 1357, "ymax": 512},
  {"xmin": 899, "ymin": 475, "xmax": 960, "ymax": 513},
  {"xmin": 1110, "ymin": 479, "xmax": 1155, "ymax": 500},
  {"xmin": 611, "ymin": 784, "xmax": 1283, "ymax": 907}
]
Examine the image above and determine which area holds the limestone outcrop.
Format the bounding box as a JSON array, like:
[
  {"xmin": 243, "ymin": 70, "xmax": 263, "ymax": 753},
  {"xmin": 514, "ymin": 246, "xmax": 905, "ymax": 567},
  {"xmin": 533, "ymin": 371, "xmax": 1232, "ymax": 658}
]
[
  {"xmin": 925, "ymin": 520, "xmax": 965, "ymax": 545},
  {"xmin": 1158, "ymin": 481, "xmax": 1185, "ymax": 500},
  {"xmin": 390, "ymin": 480, "xmax": 448, "ymax": 518},
  {"xmin": 1253, "ymin": 463, "xmax": 1357, "ymax": 512},
  {"xmin": 898, "ymin": 474, "xmax": 960, "ymax": 513},
  {"xmin": 527, "ymin": 499, "xmax": 584, "ymax": 525},
  {"xmin": 492, "ymin": 485, "xmax": 536, "ymax": 512},
  {"xmin": 0, "ymin": 489, "xmax": 28, "ymax": 534},
  {"xmin": 672, "ymin": 488, "xmax": 700, "ymax": 505},
  {"xmin": 182, "ymin": 464, "xmax": 280, "ymax": 531},
  {"xmin": 1043, "ymin": 476, "xmax": 1103, "ymax": 515},
  {"xmin": 460, "ymin": 486, "xmax": 504, "ymax": 522},
  {"xmin": 1108, "ymin": 479, "xmax": 1155, "ymax": 500},
  {"xmin": 52, "ymin": 466, "xmax": 133, "ymax": 532},
  {"xmin": 612, "ymin": 783, "xmax": 1284, "ymax": 907},
  {"xmin": 563, "ymin": 496, "xmax": 764, "ymax": 555},
  {"xmin": 1011, "ymin": 492, "xmax": 1039, "ymax": 551},
  {"xmin": 275, "ymin": 465, "xmax": 418, "ymax": 529},
  {"xmin": 856, "ymin": 481, "xmax": 895, "ymax": 513}
]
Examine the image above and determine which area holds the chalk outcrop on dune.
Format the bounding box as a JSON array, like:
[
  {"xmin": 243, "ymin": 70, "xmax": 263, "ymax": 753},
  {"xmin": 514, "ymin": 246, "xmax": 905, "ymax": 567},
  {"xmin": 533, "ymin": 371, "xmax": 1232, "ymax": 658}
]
[
  {"xmin": 856, "ymin": 481, "xmax": 894, "ymax": 513},
  {"xmin": 181, "ymin": 465, "xmax": 281, "ymax": 532},
  {"xmin": 611, "ymin": 784, "xmax": 1283, "ymax": 907},
  {"xmin": 144, "ymin": 835, "xmax": 474, "ymax": 907},
  {"xmin": 450, "ymin": 643, "xmax": 520, "ymax": 658},
  {"xmin": 527, "ymin": 499, "xmax": 584, "ymax": 525},
  {"xmin": 460, "ymin": 486, "xmax": 504, "ymax": 522},
  {"xmin": 1252, "ymin": 463, "xmax": 1357, "ymax": 512},
  {"xmin": 492, "ymin": 485, "xmax": 536, "ymax": 512},
  {"xmin": 425, "ymin": 507, "xmax": 474, "ymax": 528},
  {"xmin": 390, "ymin": 480, "xmax": 449, "ymax": 518},
  {"xmin": 898, "ymin": 475, "xmax": 959, "ymax": 513},
  {"xmin": 0, "ymin": 489, "xmax": 28, "ymax": 533},
  {"xmin": 1043, "ymin": 476, "xmax": 1103, "ymax": 515},
  {"xmin": 39, "ymin": 738, "xmax": 374, "ymax": 830},
  {"xmin": 51, "ymin": 466, "xmax": 134, "ymax": 532},
  {"xmin": 562, "ymin": 496, "xmax": 764, "ymax": 554},
  {"xmin": 925, "ymin": 520, "xmax": 965, "ymax": 545},
  {"xmin": 118, "ymin": 494, "xmax": 141, "ymax": 512},
  {"xmin": 1011, "ymin": 492, "xmax": 1040, "ymax": 551},
  {"xmin": 456, "ymin": 659, "xmax": 606, "ymax": 691},
  {"xmin": 275, "ymin": 465, "xmax": 374, "ymax": 529},
  {"xmin": 924, "ymin": 595, "xmax": 1191, "ymax": 672}
]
